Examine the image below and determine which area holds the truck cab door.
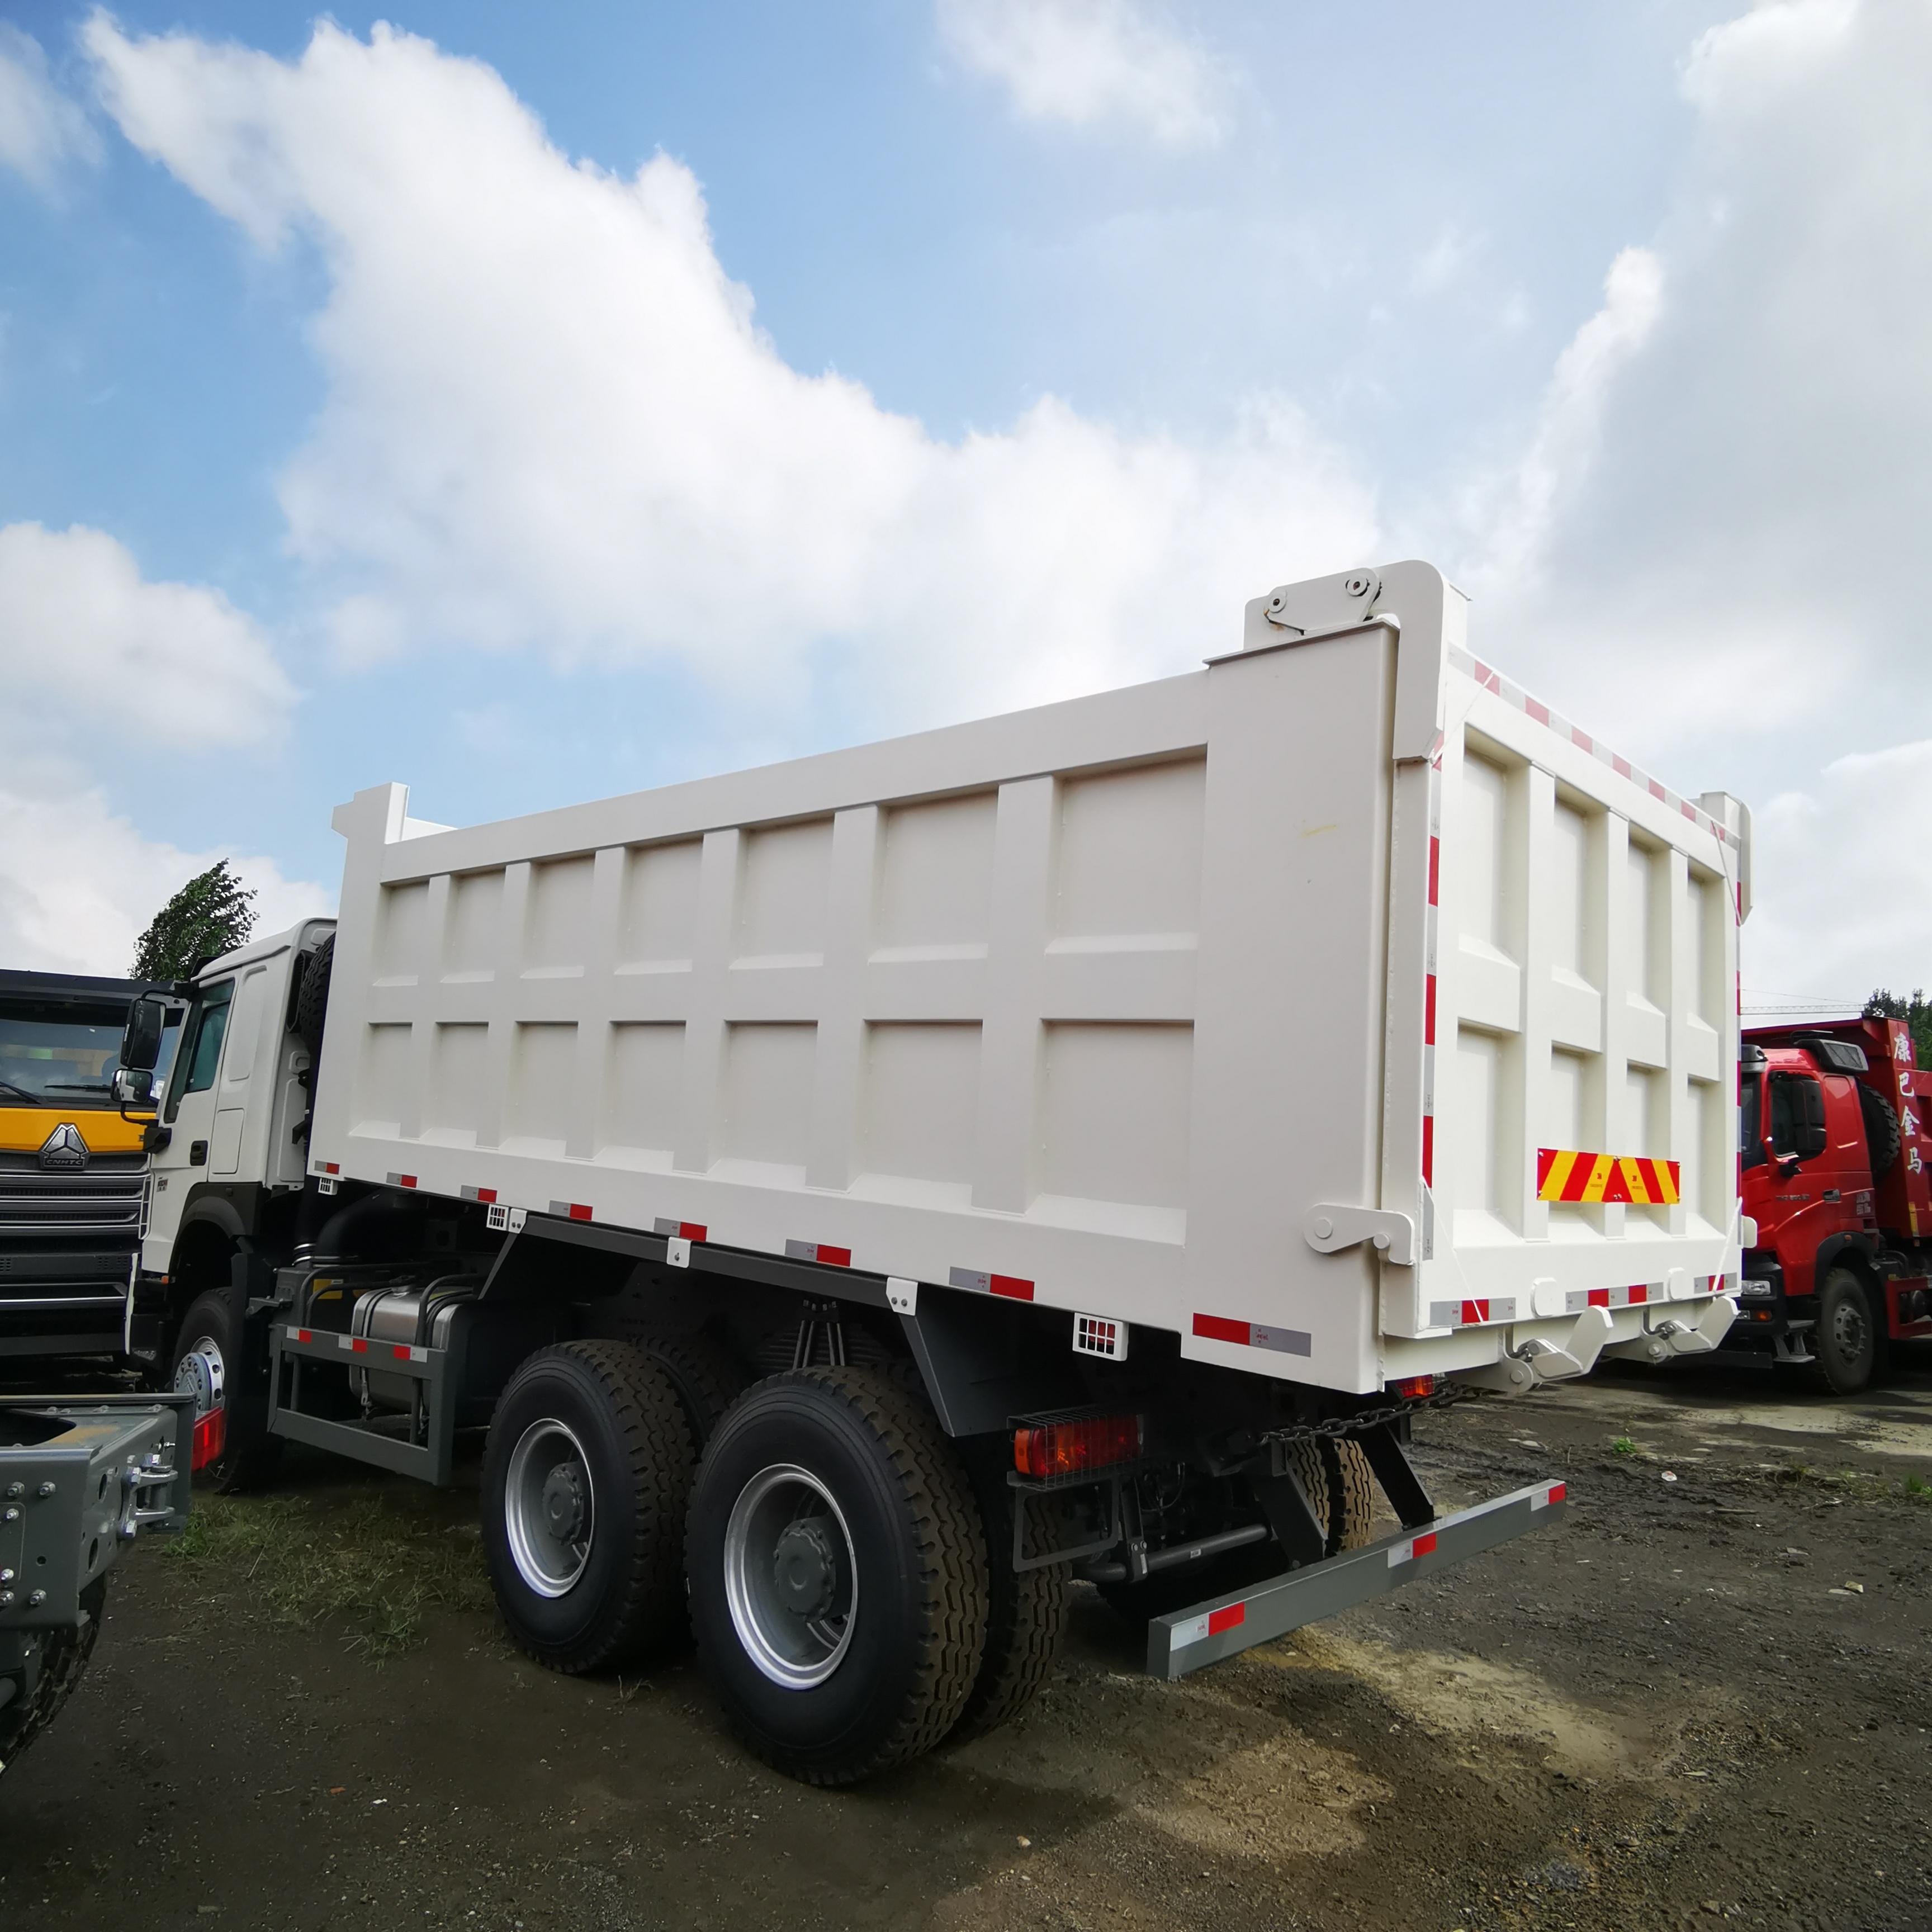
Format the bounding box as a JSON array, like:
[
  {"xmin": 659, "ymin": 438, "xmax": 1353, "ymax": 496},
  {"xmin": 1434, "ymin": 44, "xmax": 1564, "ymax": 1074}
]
[{"xmin": 144, "ymin": 977, "xmax": 235, "ymax": 1272}]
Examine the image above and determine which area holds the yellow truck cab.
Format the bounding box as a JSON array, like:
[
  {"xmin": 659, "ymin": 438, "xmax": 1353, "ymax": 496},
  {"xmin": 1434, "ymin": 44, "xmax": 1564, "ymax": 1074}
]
[{"xmin": 0, "ymin": 969, "xmax": 176, "ymax": 1362}]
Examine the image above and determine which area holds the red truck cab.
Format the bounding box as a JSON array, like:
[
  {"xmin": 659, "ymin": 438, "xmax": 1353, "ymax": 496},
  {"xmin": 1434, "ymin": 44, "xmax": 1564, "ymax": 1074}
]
[{"xmin": 1737, "ymin": 1019, "xmax": 1932, "ymax": 1392}]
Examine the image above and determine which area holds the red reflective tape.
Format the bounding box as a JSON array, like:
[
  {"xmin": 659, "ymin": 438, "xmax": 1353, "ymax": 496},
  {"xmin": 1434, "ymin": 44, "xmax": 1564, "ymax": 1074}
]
[
  {"xmin": 400, "ymin": 1175, "xmax": 418, "ymax": 1190},
  {"xmin": 1207, "ymin": 1602, "xmax": 1246, "ymax": 1638},
  {"xmin": 1547, "ymin": 1482, "xmax": 1566, "ymax": 1505},
  {"xmin": 1648, "ymin": 778, "xmax": 1666, "ymax": 802},
  {"xmin": 1681, "ymin": 799, "xmax": 1697, "ymax": 822},
  {"xmin": 1628, "ymin": 1284, "xmax": 1648, "ymax": 1304},
  {"xmin": 297, "ymin": 1328, "xmax": 312, "ymax": 1344},
  {"xmin": 569, "ymin": 1203, "xmax": 593, "ymax": 1221},
  {"xmin": 1460, "ymin": 1299, "xmax": 1489, "ymax": 1325},
  {"xmin": 989, "ymin": 1274, "xmax": 1034, "ymax": 1301},
  {"xmin": 1536, "ymin": 1146, "xmax": 1558, "ymax": 1192},
  {"xmin": 1427, "ymin": 836, "xmax": 1439, "ymax": 906},
  {"xmin": 1420, "ymin": 1114, "xmax": 1433, "ymax": 1186},
  {"xmin": 1424, "ymin": 973, "xmax": 1437, "ymax": 1045},
  {"xmin": 323, "ymin": 1162, "xmax": 339, "ymax": 1175},
  {"xmin": 1412, "ymin": 1531, "xmax": 1438, "ymax": 1558},
  {"xmin": 351, "ymin": 1337, "xmax": 368, "ymax": 1353},
  {"xmin": 1525, "ymin": 696, "xmax": 1549, "ymax": 726},
  {"xmin": 392, "ymin": 1344, "xmax": 410, "ymax": 1360},
  {"xmin": 475, "ymin": 1187, "xmax": 496, "ymax": 1204},
  {"xmin": 1193, "ymin": 1313, "xmax": 1251, "ymax": 1347},
  {"xmin": 1587, "ymin": 1289, "xmax": 1609, "ymax": 1308},
  {"xmin": 817, "ymin": 1246, "xmax": 851, "ymax": 1268},
  {"xmin": 1472, "ymin": 657, "xmax": 1500, "ymax": 693},
  {"xmin": 1570, "ymin": 726, "xmax": 1593, "ymax": 752}
]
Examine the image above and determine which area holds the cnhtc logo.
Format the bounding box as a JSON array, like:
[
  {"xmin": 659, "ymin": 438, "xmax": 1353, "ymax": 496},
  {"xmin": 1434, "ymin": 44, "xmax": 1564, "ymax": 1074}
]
[{"xmin": 39, "ymin": 1123, "xmax": 89, "ymax": 1172}]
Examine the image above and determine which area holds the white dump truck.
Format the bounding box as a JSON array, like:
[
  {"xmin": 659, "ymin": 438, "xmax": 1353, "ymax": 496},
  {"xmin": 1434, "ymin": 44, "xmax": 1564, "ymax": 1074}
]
[{"xmin": 116, "ymin": 562, "xmax": 1744, "ymax": 1783}]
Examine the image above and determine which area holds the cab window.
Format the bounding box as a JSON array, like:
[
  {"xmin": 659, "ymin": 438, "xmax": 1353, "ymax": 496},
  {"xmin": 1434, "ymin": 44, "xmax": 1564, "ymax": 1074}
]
[
  {"xmin": 1740, "ymin": 1072, "xmax": 1765, "ymax": 1169},
  {"xmin": 1767, "ymin": 1074, "xmax": 1794, "ymax": 1156},
  {"xmin": 167, "ymin": 982, "xmax": 235, "ymax": 1120}
]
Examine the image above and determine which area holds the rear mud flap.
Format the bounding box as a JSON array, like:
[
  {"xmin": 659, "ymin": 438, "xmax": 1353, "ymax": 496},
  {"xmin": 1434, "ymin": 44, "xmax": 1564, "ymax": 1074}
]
[{"xmin": 1147, "ymin": 1478, "xmax": 1568, "ymax": 1680}]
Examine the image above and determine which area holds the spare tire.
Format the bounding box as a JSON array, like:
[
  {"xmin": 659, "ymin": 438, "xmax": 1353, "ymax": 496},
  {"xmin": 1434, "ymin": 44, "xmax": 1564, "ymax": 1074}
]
[
  {"xmin": 294, "ymin": 931, "xmax": 334, "ymax": 1058},
  {"xmin": 1858, "ymin": 1080, "xmax": 1901, "ymax": 1178}
]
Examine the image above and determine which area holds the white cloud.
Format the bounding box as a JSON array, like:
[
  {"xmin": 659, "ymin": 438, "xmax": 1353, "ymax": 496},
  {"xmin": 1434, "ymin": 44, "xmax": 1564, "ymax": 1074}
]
[
  {"xmin": 935, "ymin": 0, "xmax": 1225, "ymax": 149},
  {"xmin": 0, "ymin": 522, "xmax": 297, "ymax": 751},
  {"xmin": 0, "ymin": 25, "xmax": 100, "ymax": 188},
  {"xmin": 0, "ymin": 524, "xmax": 317, "ymax": 974},
  {"xmin": 1462, "ymin": 0, "xmax": 1932, "ymax": 766},
  {"xmin": 1747, "ymin": 740, "xmax": 1932, "ymax": 1003},
  {"xmin": 0, "ymin": 759, "xmax": 331, "ymax": 976},
  {"xmin": 1437, "ymin": 1, "xmax": 1932, "ymax": 1001},
  {"xmin": 85, "ymin": 20, "xmax": 1365, "ymax": 731}
]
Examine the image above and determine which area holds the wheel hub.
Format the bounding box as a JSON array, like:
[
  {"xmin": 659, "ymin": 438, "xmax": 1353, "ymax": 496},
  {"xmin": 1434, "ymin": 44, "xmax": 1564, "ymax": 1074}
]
[
  {"xmin": 1832, "ymin": 1297, "xmax": 1867, "ymax": 1357},
  {"xmin": 772, "ymin": 1519, "xmax": 839, "ymax": 1618},
  {"xmin": 173, "ymin": 1341, "xmax": 225, "ymax": 1418},
  {"xmin": 723, "ymin": 1464, "xmax": 859, "ymax": 1691},
  {"xmin": 542, "ymin": 1462, "xmax": 586, "ymax": 1541},
  {"xmin": 504, "ymin": 1420, "xmax": 595, "ymax": 1599}
]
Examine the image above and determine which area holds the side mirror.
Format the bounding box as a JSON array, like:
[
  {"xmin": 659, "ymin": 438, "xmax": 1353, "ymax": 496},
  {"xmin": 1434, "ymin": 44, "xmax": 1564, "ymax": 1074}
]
[
  {"xmin": 122, "ymin": 993, "xmax": 167, "ymax": 1072},
  {"xmin": 114, "ymin": 1068, "xmax": 154, "ymax": 1106}
]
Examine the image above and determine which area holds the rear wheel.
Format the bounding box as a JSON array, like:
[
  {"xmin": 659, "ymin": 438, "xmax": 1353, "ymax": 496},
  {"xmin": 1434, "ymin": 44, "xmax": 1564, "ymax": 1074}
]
[
  {"xmin": 687, "ymin": 1367, "xmax": 988, "ymax": 1784},
  {"xmin": 636, "ymin": 1333, "xmax": 747, "ymax": 1453},
  {"xmin": 950, "ymin": 1460, "xmax": 1069, "ymax": 1741},
  {"xmin": 0, "ymin": 1579, "xmax": 107, "ymax": 1777},
  {"xmin": 481, "ymin": 1341, "xmax": 692, "ymax": 1671},
  {"xmin": 1814, "ymin": 1267, "xmax": 1879, "ymax": 1395}
]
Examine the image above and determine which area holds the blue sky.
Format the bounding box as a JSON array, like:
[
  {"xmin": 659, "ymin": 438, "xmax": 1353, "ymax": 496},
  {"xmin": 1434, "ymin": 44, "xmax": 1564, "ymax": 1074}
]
[{"xmin": 2, "ymin": 2, "xmax": 1929, "ymax": 1003}]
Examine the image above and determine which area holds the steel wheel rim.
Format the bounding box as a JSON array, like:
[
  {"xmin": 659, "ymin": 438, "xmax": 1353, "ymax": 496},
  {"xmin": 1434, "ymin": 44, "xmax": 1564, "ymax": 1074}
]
[
  {"xmin": 723, "ymin": 1462, "xmax": 858, "ymax": 1690},
  {"xmin": 173, "ymin": 1332, "xmax": 226, "ymax": 1419},
  {"xmin": 504, "ymin": 1418, "xmax": 595, "ymax": 1598},
  {"xmin": 1831, "ymin": 1292, "xmax": 1868, "ymax": 1362}
]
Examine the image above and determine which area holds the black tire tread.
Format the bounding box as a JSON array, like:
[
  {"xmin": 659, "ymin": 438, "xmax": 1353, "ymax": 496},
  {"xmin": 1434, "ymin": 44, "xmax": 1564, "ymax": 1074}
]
[
  {"xmin": 635, "ymin": 1333, "xmax": 748, "ymax": 1452},
  {"xmin": 1812, "ymin": 1266, "xmax": 1879, "ymax": 1398},
  {"xmin": 494, "ymin": 1340, "xmax": 693, "ymax": 1673},
  {"xmin": 950, "ymin": 1482, "xmax": 1068, "ymax": 1741},
  {"xmin": 1858, "ymin": 1080, "xmax": 1902, "ymax": 1178},
  {"xmin": 704, "ymin": 1365, "xmax": 988, "ymax": 1784},
  {"xmin": 0, "ymin": 1580, "xmax": 106, "ymax": 1776},
  {"xmin": 172, "ymin": 1289, "xmax": 281, "ymax": 1495},
  {"xmin": 293, "ymin": 932, "xmax": 334, "ymax": 1057}
]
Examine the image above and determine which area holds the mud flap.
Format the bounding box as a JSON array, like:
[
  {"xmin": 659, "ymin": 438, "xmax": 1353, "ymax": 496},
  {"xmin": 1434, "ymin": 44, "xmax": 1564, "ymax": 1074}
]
[{"xmin": 1146, "ymin": 1478, "xmax": 1568, "ymax": 1680}]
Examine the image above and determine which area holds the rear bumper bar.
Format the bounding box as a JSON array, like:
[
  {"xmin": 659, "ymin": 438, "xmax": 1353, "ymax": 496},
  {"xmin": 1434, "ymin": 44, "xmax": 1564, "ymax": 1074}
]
[{"xmin": 1147, "ymin": 1478, "xmax": 1568, "ymax": 1679}]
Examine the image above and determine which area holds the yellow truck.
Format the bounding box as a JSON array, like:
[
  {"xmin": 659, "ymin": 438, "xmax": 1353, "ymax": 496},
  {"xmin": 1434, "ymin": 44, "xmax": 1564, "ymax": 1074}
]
[{"xmin": 0, "ymin": 970, "xmax": 175, "ymax": 1364}]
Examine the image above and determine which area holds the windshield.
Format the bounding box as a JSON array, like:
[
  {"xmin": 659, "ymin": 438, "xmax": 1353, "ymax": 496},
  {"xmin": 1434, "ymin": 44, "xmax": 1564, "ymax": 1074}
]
[{"xmin": 0, "ymin": 998, "xmax": 182, "ymax": 1107}]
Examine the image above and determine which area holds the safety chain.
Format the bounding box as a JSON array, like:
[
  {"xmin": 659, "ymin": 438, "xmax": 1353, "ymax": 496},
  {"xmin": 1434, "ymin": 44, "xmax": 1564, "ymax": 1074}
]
[{"xmin": 1256, "ymin": 1381, "xmax": 1483, "ymax": 1450}]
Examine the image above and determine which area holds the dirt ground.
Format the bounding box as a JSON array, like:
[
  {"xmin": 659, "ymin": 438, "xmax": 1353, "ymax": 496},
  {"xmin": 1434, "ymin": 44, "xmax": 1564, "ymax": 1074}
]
[{"xmin": 4, "ymin": 1348, "xmax": 1930, "ymax": 1932}]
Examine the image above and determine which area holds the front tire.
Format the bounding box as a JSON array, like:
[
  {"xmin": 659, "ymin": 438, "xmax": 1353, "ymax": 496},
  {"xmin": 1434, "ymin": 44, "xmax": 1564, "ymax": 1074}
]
[
  {"xmin": 687, "ymin": 1368, "xmax": 988, "ymax": 1784},
  {"xmin": 481, "ymin": 1342, "xmax": 692, "ymax": 1672},
  {"xmin": 171, "ymin": 1289, "xmax": 280, "ymax": 1493},
  {"xmin": 1814, "ymin": 1267, "xmax": 1878, "ymax": 1395}
]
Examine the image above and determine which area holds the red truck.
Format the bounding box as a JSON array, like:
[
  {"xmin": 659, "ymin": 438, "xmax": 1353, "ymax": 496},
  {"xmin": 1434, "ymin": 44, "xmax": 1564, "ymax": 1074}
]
[{"xmin": 1736, "ymin": 1017, "xmax": 1932, "ymax": 1393}]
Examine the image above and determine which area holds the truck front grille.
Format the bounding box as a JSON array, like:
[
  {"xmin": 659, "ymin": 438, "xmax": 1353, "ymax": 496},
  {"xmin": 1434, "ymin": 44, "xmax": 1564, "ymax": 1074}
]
[{"xmin": 0, "ymin": 1152, "xmax": 146, "ymax": 1239}]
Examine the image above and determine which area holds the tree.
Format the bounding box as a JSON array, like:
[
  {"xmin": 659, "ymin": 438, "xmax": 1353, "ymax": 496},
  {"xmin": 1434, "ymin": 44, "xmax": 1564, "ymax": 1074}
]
[
  {"xmin": 131, "ymin": 861, "xmax": 258, "ymax": 981},
  {"xmin": 1863, "ymin": 988, "xmax": 1932, "ymax": 1069}
]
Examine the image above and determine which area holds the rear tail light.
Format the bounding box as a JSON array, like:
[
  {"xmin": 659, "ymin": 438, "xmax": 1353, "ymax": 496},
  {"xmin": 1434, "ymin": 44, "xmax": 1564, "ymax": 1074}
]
[
  {"xmin": 1392, "ymin": 1374, "xmax": 1436, "ymax": 1400},
  {"xmin": 191, "ymin": 1406, "xmax": 226, "ymax": 1472},
  {"xmin": 1013, "ymin": 1413, "xmax": 1143, "ymax": 1480}
]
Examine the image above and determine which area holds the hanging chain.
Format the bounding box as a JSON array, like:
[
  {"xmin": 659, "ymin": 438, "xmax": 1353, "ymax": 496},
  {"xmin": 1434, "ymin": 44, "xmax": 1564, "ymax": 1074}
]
[{"xmin": 1256, "ymin": 1381, "xmax": 1482, "ymax": 1450}]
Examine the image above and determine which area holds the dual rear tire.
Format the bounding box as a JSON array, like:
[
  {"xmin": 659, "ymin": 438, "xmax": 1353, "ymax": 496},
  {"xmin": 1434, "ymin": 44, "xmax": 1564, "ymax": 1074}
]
[{"xmin": 481, "ymin": 1351, "xmax": 1048, "ymax": 1783}]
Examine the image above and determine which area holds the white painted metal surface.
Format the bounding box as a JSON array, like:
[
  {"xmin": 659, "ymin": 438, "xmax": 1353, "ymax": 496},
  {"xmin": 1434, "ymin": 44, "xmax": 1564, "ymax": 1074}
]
[{"xmin": 307, "ymin": 562, "xmax": 1745, "ymax": 1394}]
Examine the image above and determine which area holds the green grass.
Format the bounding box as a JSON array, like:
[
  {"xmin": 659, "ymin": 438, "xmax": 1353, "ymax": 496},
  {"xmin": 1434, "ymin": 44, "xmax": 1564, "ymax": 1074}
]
[
  {"xmin": 1772, "ymin": 1462, "xmax": 1932, "ymax": 1506},
  {"xmin": 167, "ymin": 1490, "xmax": 494, "ymax": 1659},
  {"xmin": 1610, "ymin": 1436, "xmax": 1639, "ymax": 1456}
]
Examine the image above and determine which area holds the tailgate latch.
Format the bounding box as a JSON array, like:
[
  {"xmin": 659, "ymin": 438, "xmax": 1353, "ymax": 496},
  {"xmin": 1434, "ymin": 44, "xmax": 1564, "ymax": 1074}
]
[{"xmin": 1303, "ymin": 1205, "xmax": 1417, "ymax": 1267}]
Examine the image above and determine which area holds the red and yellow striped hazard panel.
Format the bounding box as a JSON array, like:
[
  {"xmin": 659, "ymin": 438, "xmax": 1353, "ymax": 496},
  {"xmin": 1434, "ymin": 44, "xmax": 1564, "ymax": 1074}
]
[{"xmin": 1536, "ymin": 1147, "xmax": 1680, "ymax": 1206}]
